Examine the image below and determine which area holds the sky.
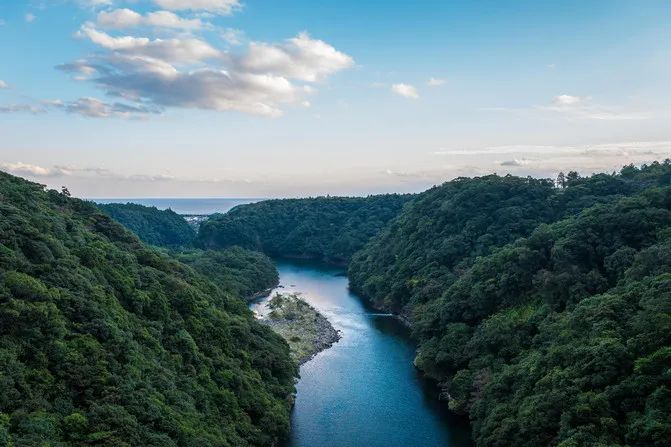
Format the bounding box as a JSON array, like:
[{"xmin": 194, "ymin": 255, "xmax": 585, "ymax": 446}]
[{"xmin": 1, "ymin": 0, "xmax": 670, "ymax": 198}]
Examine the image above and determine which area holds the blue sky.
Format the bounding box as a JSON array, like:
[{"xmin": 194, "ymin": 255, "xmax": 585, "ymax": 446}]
[{"xmin": 1, "ymin": 0, "xmax": 670, "ymax": 197}]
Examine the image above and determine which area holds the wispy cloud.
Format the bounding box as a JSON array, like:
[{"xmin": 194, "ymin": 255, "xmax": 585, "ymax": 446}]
[
  {"xmin": 0, "ymin": 104, "xmax": 45, "ymax": 114},
  {"xmin": 221, "ymin": 28, "xmax": 244, "ymax": 45},
  {"xmin": 0, "ymin": 80, "xmax": 8, "ymax": 89},
  {"xmin": 498, "ymin": 159, "xmax": 531, "ymax": 167},
  {"xmin": 153, "ymin": 0, "xmax": 242, "ymax": 16},
  {"xmin": 391, "ymin": 83, "xmax": 419, "ymax": 99},
  {"xmin": 427, "ymin": 77, "xmax": 446, "ymax": 87},
  {"xmin": 538, "ymin": 94, "xmax": 649, "ymax": 120},
  {"xmin": 485, "ymin": 94, "xmax": 650, "ymax": 121},
  {"xmin": 25, "ymin": 13, "xmax": 36, "ymax": 23}
]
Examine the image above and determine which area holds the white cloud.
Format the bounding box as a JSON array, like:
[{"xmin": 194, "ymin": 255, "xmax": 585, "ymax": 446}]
[
  {"xmin": 97, "ymin": 9, "xmax": 206, "ymax": 30},
  {"xmin": 221, "ymin": 28, "xmax": 244, "ymax": 45},
  {"xmin": 0, "ymin": 80, "xmax": 7, "ymax": 89},
  {"xmin": 153, "ymin": 0, "xmax": 241, "ymax": 15},
  {"xmin": 553, "ymin": 94, "xmax": 583, "ymax": 106},
  {"xmin": 239, "ymin": 32, "xmax": 354, "ymax": 82},
  {"xmin": 25, "ymin": 13, "xmax": 36, "ymax": 23},
  {"xmin": 0, "ymin": 162, "xmax": 66, "ymax": 177},
  {"xmin": 61, "ymin": 25, "xmax": 353, "ymax": 118},
  {"xmin": 391, "ymin": 83, "xmax": 419, "ymax": 99},
  {"xmin": 78, "ymin": 24, "xmax": 221, "ymax": 64},
  {"xmin": 97, "ymin": 8, "xmax": 142, "ymax": 28},
  {"xmin": 427, "ymin": 77, "xmax": 446, "ymax": 87}
]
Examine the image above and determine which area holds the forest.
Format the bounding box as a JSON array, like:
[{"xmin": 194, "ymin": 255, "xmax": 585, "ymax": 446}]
[
  {"xmin": 97, "ymin": 203, "xmax": 196, "ymax": 248},
  {"xmin": 0, "ymin": 172, "xmax": 297, "ymax": 447},
  {"xmin": 197, "ymin": 195, "xmax": 411, "ymax": 264},
  {"xmin": 348, "ymin": 161, "xmax": 671, "ymax": 446},
  {"xmin": 98, "ymin": 203, "xmax": 279, "ymax": 300}
]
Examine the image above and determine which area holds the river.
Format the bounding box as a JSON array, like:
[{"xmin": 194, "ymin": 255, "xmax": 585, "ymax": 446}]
[{"xmin": 251, "ymin": 260, "xmax": 472, "ymax": 447}]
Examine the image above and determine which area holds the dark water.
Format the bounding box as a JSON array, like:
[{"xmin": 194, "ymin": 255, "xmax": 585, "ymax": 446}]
[
  {"xmin": 92, "ymin": 198, "xmax": 263, "ymax": 215},
  {"xmin": 251, "ymin": 260, "xmax": 472, "ymax": 447}
]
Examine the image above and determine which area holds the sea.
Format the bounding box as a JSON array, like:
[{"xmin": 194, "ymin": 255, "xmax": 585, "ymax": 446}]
[{"xmin": 92, "ymin": 198, "xmax": 264, "ymax": 215}]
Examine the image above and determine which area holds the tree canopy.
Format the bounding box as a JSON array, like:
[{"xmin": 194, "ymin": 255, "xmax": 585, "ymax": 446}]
[
  {"xmin": 98, "ymin": 202, "xmax": 196, "ymax": 248},
  {"xmin": 197, "ymin": 195, "xmax": 411, "ymax": 264},
  {"xmin": 0, "ymin": 172, "xmax": 296, "ymax": 447}
]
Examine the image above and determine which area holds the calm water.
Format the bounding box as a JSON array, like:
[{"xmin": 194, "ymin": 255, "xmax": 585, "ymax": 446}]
[
  {"xmin": 92, "ymin": 198, "xmax": 263, "ymax": 215},
  {"xmin": 252, "ymin": 260, "xmax": 472, "ymax": 447}
]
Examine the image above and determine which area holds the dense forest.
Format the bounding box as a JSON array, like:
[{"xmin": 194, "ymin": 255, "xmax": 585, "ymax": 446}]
[
  {"xmin": 348, "ymin": 165, "xmax": 671, "ymax": 312},
  {"xmin": 98, "ymin": 203, "xmax": 278, "ymax": 299},
  {"xmin": 0, "ymin": 172, "xmax": 296, "ymax": 446},
  {"xmin": 174, "ymin": 247, "xmax": 278, "ymax": 299},
  {"xmin": 348, "ymin": 161, "xmax": 671, "ymax": 446},
  {"xmin": 98, "ymin": 203, "xmax": 196, "ymax": 248},
  {"xmin": 197, "ymin": 195, "xmax": 411, "ymax": 264}
]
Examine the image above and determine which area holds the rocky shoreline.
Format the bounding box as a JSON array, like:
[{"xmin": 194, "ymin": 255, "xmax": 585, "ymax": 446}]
[{"xmin": 259, "ymin": 293, "xmax": 340, "ymax": 365}]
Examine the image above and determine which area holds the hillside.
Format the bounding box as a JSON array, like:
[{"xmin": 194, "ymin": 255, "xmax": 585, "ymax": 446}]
[
  {"xmin": 197, "ymin": 195, "xmax": 411, "ymax": 264},
  {"xmin": 349, "ymin": 163, "xmax": 671, "ymax": 313},
  {"xmin": 0, "ymin": 172, "xmax": 296, "ymax": 447},
  {"xmin": 416, "ymin": 186, "xmax": 671, "ymax": 446},
  {"xmin": 347, "ymin": 161, "xmax": 671, "ymax": 445},
  {"xmin": 98, "ymin": 202, "xmax": 196, "ymax": 248},
  {"xmin": 174, "ymin": 247, "xmax": 279, "ymax": 299}
]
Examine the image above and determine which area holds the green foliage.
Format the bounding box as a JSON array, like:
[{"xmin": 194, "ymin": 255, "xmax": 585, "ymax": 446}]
[
  {"xmin": 197, "ymin": 195, "xmax": 411, "ymax": 264},
  {"xmin": 349, "ymin": 161, "xmax": 671, "ymax": 312},
  {"xmin": 98, "ymin": 202, "xmax": 196, "ymax": 247},
  {"xmin": 173, "ymin": 247, "xmax": 278, "ymax": 299},
  {"xmin": 0, "ymin": 172, "xmax": 296, "ymax": 446},
  {"xmin": 347, "ymin": 160, "xmax": 671, "ymax": 446}
]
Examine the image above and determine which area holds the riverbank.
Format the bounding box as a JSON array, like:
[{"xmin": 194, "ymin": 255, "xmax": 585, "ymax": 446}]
[{"xmin": 259, "ymin": 293, "xmax": 341, "ymax": 365}]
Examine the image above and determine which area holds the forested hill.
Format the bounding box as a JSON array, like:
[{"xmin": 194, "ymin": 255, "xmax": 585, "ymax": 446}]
[
  {"xmin": 349, "ymin": 163, "xmax": 671, "ymax": 313},
  {"xmin": 197, "ymin": 194, "xmax": 411, "ymax": 264},
  {"xmin": 349, "ymin": 161, "xmax": 671, "ymax": 446},
  {"xmin": 97, "ymin": 203, "xmax": 279, "ymax": 299},
  {"xmin": 0, "ymin": 172, "xmax": 296, "ymax": 446},
  {"xmin": 98, "ymin": 202, "xmax": 195, "ymax": 247}
]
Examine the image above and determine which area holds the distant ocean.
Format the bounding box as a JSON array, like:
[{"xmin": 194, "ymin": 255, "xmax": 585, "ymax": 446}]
[{"xmin": 93, "ymin": 198, "xmax": 264, "ymax": 215}]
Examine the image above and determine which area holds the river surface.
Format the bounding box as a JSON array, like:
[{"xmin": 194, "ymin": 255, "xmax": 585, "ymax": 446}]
[{"xmin": 251, "ymin": 260, "xmax": 472, "ymax": 447}]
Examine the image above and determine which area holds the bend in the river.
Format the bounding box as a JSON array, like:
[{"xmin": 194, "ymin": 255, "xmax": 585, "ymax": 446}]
[{"xmin": 251, "ymin": 260, "xmax": 472, "ymax": 447}]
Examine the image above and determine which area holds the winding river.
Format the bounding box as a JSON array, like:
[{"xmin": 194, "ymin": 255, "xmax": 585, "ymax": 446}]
[{"xmin": 251, "ymin": 260, "xmax": 472, "ymax": 447}]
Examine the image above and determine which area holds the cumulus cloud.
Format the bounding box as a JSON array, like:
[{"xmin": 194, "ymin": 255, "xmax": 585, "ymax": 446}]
[
  {"xmin": 59, "ymin": 26, "xmax": 353, "ymax": 117},
  {"xmin": 427, "ymin": 77, "xmax": 446, "ymax": 87},
  {"xmin": 77, "ymin": 24, "xmax": 221, "ymax": 64},
  {"xmin": 153, "ymin": 0, "xmax": 241, "ymax": 15},
  {"xmin": 97, "ymin": 8, "xmax": 206, "ymax": 30},
  {"xmin": 0, "ymin": 80, "xmax": 7, "ymax": 89},
  {"xmin": 391, "ymin": 83, "xmax": 419, "ymax": 99},
  {"xmin": 239, "ymin": 32, "xmax": 354, "ymax": 82}
]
